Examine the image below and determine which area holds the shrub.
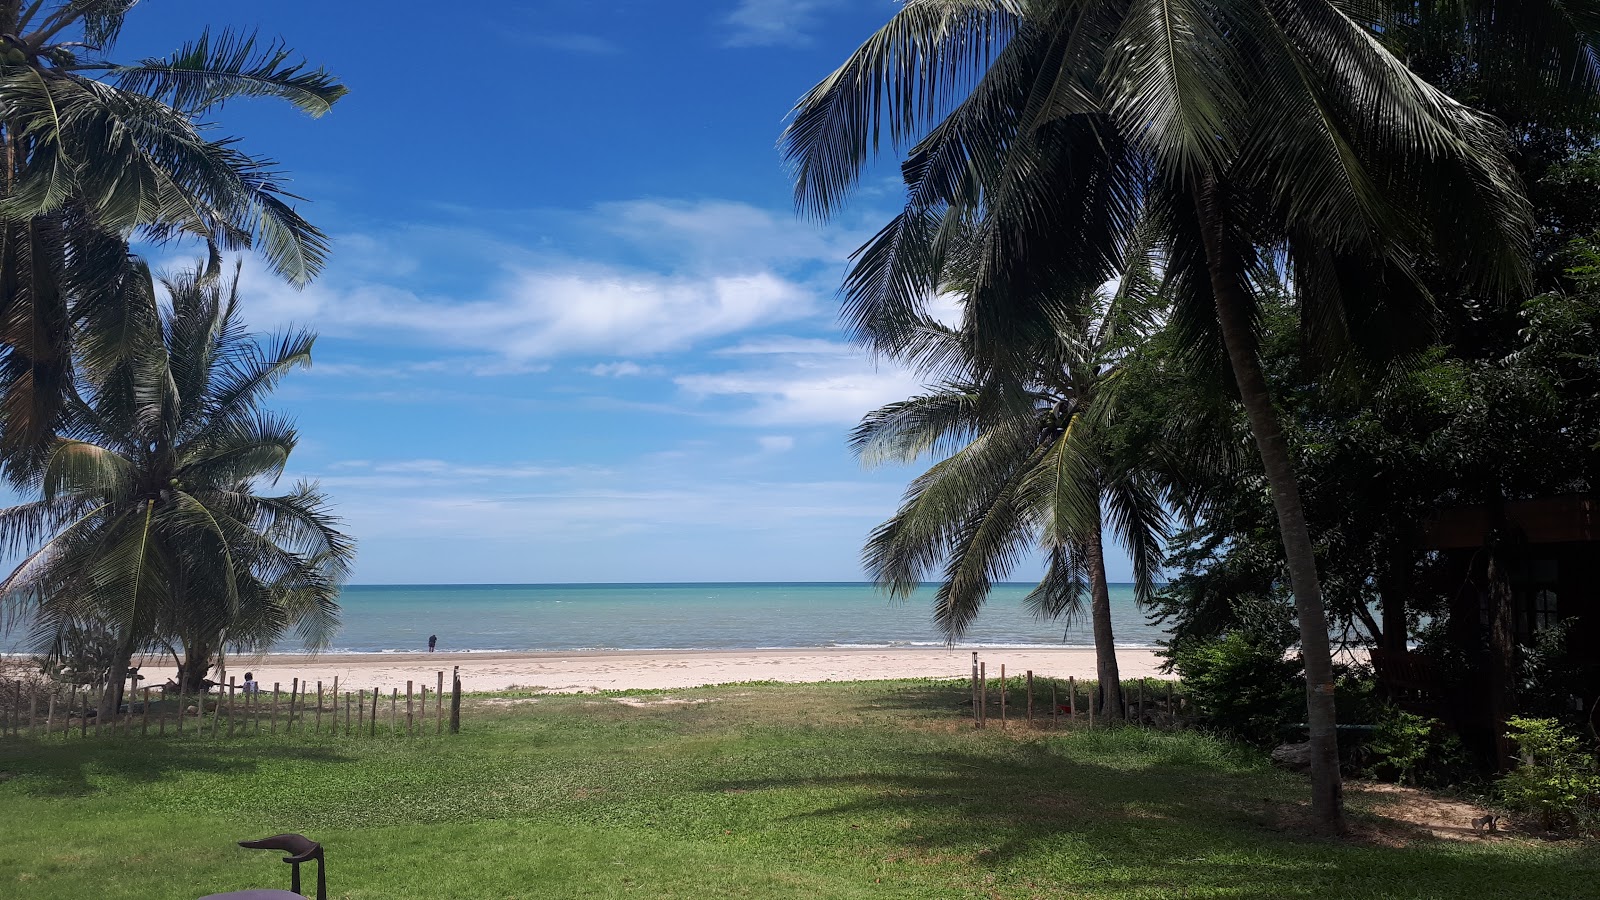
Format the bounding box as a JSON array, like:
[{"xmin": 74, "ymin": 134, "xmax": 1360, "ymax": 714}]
[
  {"xmin": 1170, "ymin": 630, "xmax": 1303, "ymax": 746},
  {"xmin": 1499, "ymin": 716, "xmax": 1600, "ymax": 834},
  {"xmin": 1361, "ymin": 705, "xmax": 1467, "ymax": 786}
]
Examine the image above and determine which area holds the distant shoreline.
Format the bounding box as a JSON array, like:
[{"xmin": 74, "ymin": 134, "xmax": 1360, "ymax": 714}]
[{"xmin": 154, "ymin": 646, "xmax": 1167, "ymax": 694}]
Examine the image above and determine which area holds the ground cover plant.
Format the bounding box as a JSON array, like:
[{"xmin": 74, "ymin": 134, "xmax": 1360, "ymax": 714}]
[{"xmin": 1, "ymin": 679, "xmax": 1593, "ymax": 900}]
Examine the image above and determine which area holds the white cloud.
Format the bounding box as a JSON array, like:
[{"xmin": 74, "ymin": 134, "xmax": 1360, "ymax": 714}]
[
  {"xmin": 721, "ymin": 0, "xmax": 843, "ymax": 48},
  {"xmin": 241, "ymin": 264, "xmax": 815, "ymax": 363},
  {"xmin": 676, "ymin": 338, "xmax": 923, "ymax": 425},
  {"xmin": 586, "ymin": 361, "xmax": 647, "ymax": 377},
  {"xmin": 757, "ymin": 435, "xmax": 795, "ymax": 453},
  {"xmin": 598, "ymin": 199, "xmax": 858, "ymax": 269},
  {"xmin": 227, "ymin": 197, "xmax": 867, "ymax": 368}
]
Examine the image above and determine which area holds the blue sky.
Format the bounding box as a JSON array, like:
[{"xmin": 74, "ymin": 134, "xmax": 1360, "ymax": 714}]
[{"xmin": 111, "ymin": 0, "xmax": 1138, "ymax": 584}]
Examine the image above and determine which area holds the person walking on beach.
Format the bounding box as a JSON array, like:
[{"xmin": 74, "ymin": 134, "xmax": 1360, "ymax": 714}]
[{"xmin": 428, "ymin": 634, "xmax": 437, "ymax": 652}]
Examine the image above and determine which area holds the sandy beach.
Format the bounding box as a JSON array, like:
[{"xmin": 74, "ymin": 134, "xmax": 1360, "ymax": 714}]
[{"xmin": 171, "ymin": 647, "xmax": 1166, "ymax": 694}]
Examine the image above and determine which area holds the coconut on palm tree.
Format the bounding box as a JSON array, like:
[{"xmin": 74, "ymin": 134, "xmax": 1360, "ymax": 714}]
[
  {"xmin": 0, "ymin": 2, "xmax": 345, "ymax": 473},
  {"xmin": 0, "ymin": 263, "xmax": 354, "ymax": 720},
  {"xmin": 854, "ymin": 231, "xmax": 1167, "ymax": 719},
  {"xmin": 784, "ymin": 0, "xmax": 1541, "ymax": 829}
]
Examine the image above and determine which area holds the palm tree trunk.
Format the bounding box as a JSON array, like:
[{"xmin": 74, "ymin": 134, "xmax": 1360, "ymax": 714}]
[
  {"xmin": 1085, "ymin": 504, "xmax": 1124, "ymax": 720},
  {"xmin": 1194, "ymin": 181, "xmax": 1344, "ymax": 831},
  {"xmin": 97, "ymin": 641, "xmax": 133, "ymax": 723}
]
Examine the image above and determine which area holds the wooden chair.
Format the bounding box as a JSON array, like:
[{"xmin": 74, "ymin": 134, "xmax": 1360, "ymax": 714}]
[{"xmin": 197, "ymin": 834, "xmax": 325, "ymax": 900}]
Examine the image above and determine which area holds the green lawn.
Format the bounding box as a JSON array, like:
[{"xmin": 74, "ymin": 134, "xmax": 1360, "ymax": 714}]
[{"xmin": 0, "ymin": 680, "xmax": 1591, "ymax": 899}]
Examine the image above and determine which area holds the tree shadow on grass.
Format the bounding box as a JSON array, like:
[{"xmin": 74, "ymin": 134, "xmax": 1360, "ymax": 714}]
[
  {"xmin": 0, "ymin": 735, "xmax": 352, "ymax": 799},
  {"xmin": 703, "ymin": 741, "xmax": 1599, "ymax": 900}
]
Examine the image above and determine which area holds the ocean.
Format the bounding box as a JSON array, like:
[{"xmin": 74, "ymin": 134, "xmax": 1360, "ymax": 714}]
[{"xmin": 288, "ymin": 582, "xmax": 1167, "ymax": 654}]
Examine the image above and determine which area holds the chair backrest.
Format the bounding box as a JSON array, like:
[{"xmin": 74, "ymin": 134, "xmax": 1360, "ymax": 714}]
[{"xmin": 238, "ymin": 834, "xmax": 325, "ymax": 900}]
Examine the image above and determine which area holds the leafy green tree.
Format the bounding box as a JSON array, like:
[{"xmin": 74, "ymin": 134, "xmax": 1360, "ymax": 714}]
[
  {"xmin": 784, "ymin": 0, "xmax": 1541, "ymax": 828},
  {"xmin": 0, "ymin": 2, "xmax": 345, "ymax": 472},
  {"xmin": 0, "ymin": 264, "xmax": 353, "ymax": 719},
  {"xmin": 852, "ymin": 245, "xmax": 1166, "ymax": 719}
]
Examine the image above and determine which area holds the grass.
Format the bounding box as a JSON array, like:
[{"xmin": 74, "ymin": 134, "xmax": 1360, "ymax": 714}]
[{"xmin": 0, "ymin": 679, "xmax": 1593, "ymax": 899}]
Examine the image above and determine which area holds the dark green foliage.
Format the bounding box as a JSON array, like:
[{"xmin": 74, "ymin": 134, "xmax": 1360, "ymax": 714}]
[
  {"xmin": 1361, "ymin": 705, "xmax": 1469, "ymax": 788},
  {"xmin": 1168, "ymin": 628, "xmax": 1304, "ymax": 747},
  {"xmin": 1518, "ymin": 621, "xmax": 1600, "ymax": 732},
  {"xmin": 0, "ymin": 266, "xmax": 354, "ymax": 706},
  {"xmin": 0, "ymin": 3, "xmax": 344, "ymax": 473},
  {"xmin": 1499, "ymin": 716, "xmax": 1600, "ymax": 834}
]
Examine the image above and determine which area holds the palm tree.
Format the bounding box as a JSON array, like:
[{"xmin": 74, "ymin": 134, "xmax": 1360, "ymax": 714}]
[
  {"xmin": 783, "ymin": 0, "xmax": 1542, "ymax": 828},
  {"xmin": 854, "ymin": 241, "xmax": 1166, "ymax": 719},
  {"xmin": 0, "ymin": 3, "xmax": 346, "ymax": 473},
  {"xmin": 0, "ymin": 263, "xmax": 354, "ymax": 720}
]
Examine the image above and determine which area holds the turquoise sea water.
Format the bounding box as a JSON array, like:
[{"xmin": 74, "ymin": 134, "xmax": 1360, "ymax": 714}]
[{"xmin": 291, "ymin": 582, "xmax": 1165, "ymax": 654}]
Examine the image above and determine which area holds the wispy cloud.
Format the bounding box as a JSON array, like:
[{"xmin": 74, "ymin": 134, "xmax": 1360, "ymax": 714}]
[
  {"xmin": 233, "ymin": 198, "xmax": 854, "ymax": 369},
  {"xmin": 242, "ymin": 257, "xmax": 815, "ymax": 363},
  {"xmin": 757, "ymin": 435, "xmax": 795, "ymax": 453},
  {"xmin": 586, "ymin": 361, "xmax": 663, "ymax": 377},
  {"xmin": 676, "ymin": 338, "xmax": 923, "ymax": 426},
  {"xmin": 721, "ymin": 0, "xmax": 844, "ymax": 48}
]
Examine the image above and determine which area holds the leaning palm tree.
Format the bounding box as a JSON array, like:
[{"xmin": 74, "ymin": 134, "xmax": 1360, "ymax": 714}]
[
  {"xmin": 0, "ymin": 263, "xmax": 354, "ymax": 720},
  {"xmin": 855, "ymin": 240, "xmax": 1166, "ymax": 719},
  {"xmin": 0, "ymin": 2, "xmax": 346, "ymax": 473},
  {"xmin": 783, "ymin": 0, "xmax": 1552, "ymax": 828}
]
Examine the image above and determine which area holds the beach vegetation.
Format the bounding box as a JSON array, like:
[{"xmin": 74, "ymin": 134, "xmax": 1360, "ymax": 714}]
[
  {"xmin": 0, "ymin": 265, "xmax": 353, "ymax": 719},
  {"xmin": 851, "ymin": 223, "xmax": 1169, "ymax": 720},
  {"xmin": 781, "ymin": 0, "xmax": 1571, "ymax": 829},
  {"xmin": 2, "ymin": 679, "xmax": 1594, "ymax": 898},
  {"xmin": 1499, "ymin": 716, "xmax": 1600, "ymax": 835},
  {"xmin": 0, "ymin": 2, "xmax": 345, "ymax": 477},
  {"xmin": 1167, "ymin": 626, "xmax": 1302, "ymax": 749}
]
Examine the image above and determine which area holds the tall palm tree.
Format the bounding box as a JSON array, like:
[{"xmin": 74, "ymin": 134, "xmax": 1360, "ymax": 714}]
[
  {"xmin": 0, "ymin": 2, "xmax": 346, "ymax": 473},
  {"xmin": 0, "ymin": 263, "xmax": 354, "ymax": 720},
  {"xmin": 854, "ymin": 240, "xmax": 1166, "ymax": 719},
  {"xmin": 783, "ymin": 0, "xmax": 1545, "ymax": 828}
]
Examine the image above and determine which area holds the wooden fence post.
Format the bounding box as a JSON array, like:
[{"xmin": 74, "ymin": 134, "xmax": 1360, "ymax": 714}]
[
  {"xmin": 357, "ymin": 688, "xmax": 365, "ymax": 737},
  {"xmin": 1000, "ymin": 664, "xmax": 1007, "ymax": 728},
  {"xmin": 270, "ymin": 684, "xmax": 281, "ymax": 734},
  {"xmin": 419, "ymin": 686, "xmax": 427, "ymax": 735},
  {"xmin": 27, "ymin": 686, "xmax": 37, "ymax": 735},
  {"xmin": 141, "ymin": 687, "xmax": 151, "ymax": 736},
  {"xmin": 46, "ymin": 691, "xmax": 57, "ymax": 738},
  {"xmin": 390, "ymin": 688, "xmax": 397, "ymax": 735},
  {"xmin": 1138, "ymin": 680, "xmax": 1145, "ymax": 724},
  {"xmin": 370, "ymin": 688, "xmax": 378, "ymax": 738},
  {"xmin": 1051, "ymin": 681, "xmax": 1058, "ymax": 728},
  {"xmin": 1068, "ymin": 676, "xmax": 1077, "ymax": 723},
  {"xmin": 210, "ymin": 686, "xmax": 222, "ymax": 739},
  {"xmin": 226, "ymin": 678, "xmax": 237, "ymax": 737},
  {"xmin": 158, "ymin": 689, "xmax": 168, "ymax": 736},
  {"xmin": 436, "ymin": 671, "xmax": 444, "ymax": 734},
  {"xmin": 971, "ymin": 652, "xmax": 980, "ymax": 727},
  {"xmin": 978, "ymin": 663, "xmax": 986, "ymax": 729},
  {"xmin": 175, "ymin": 685, "xmax": 186, "ymax": 736},
  {"xmin": 1026, "ymin": 670, "xmax": 1034, "ymax": 727},
  {"xmin": 315, "ymin": 681, "xmax": 324, "ymax": 734},
  {"xmin": 343, "ymin": 692, "xmax": 352, "ymax": 736},
  {"xmin": 406, "ymin": 681, "xmax": 414, "ymax": 736},
  {"xmin": 450, "ymin": 666, "xmax": 461, "ymax": 735},
  {"xmin": 290, "ymin": 678, "xmax": 301, "ymax": 734}
]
